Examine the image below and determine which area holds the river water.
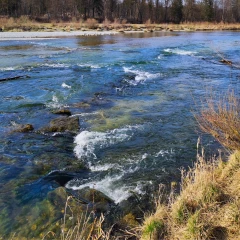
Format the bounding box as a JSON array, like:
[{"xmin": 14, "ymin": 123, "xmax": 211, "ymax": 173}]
[{"xmin": 0, "ymin": 31, "xmax": 239, "ymax": 236}]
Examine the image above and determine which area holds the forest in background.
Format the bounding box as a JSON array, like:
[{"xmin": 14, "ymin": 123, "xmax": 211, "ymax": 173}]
[{"xmin": 0, "ymin": 0, "xmax": 240, "ymax": 24}]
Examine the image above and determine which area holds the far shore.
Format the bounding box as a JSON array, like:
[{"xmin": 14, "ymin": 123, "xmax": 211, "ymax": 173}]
[
  {"xmin": 0, "ymin": 30, "xmax": 119, "ymax": 40},
  {"xmin": 1, "ymin": 22, "xmax": 240, "ymax": 40}
]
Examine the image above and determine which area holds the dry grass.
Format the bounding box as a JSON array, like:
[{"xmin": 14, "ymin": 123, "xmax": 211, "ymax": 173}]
[
  {"xmin": 141, "ymin": 91, "xmax": 240, "ymax": 239},
  {"xmin": 2, "ymin": 17, "xmax": 240, "ymax": 32},
  {"xmin": 141, "ymin": 150, "xmax": 240, "ymax": 240},
  {"xmin": 196, "ymin": 91, "xmax": 240, "ymax": 151},
  {"xmin": 43, "ymin": 196, "xmax": 112, "ymax": 240},
  {"xmin": 83, "ymin": 18, "xmax": 98, "ymax": 29}
]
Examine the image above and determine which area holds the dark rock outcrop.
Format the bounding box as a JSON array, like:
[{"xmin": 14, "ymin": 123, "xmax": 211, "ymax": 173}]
[
  {"xmin": 14, "ymin": 124, "xmax": 34, "ymax": 133},
  {"xmin": 52, "ymin": 109, "xmax": 71, "ymax": 116},
  {"xmin": 41, "ymin": 116, "xmax": 79, "ymax": 132}
]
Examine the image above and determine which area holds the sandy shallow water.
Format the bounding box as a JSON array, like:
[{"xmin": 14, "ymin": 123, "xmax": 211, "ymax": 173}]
[{"xmin": 0, "ymin": 31, "xmax": 119, "ymax": 40}]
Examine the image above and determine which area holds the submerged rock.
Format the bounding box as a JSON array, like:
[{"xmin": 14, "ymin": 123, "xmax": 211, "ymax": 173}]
[
  {"xmin": 52, "ymin": 109, "xmax": 72, "ymax": 116},
  {"xmin": 80, "ymin": 187, "xmax": 113, "ymax": 204},
  {"xmin": 220, "ymin": 59, "xmax": 233, "ymax": 65},
  {"xmin": 13, "ymin": 124, "xmax": 34, "ymax": 133},
  {"xmin": 73, "ymin": 101, "xmax": 91, "ymax": 108},
  {"xmin": 119, "ymin": 212, "xmax": 139, "ymax": 228},
  {"xmin": 41, "ymin": 116, "xmax": 79, "ymax": 132},
  {"xmin": 68, "ymin": 187, "xmax": 115, "ymax": 213}
]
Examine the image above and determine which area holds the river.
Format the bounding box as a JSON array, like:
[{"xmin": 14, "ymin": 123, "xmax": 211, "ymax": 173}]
[{"xmin": 0, "ymin": 31, "xmax": 239, "ymax": 237}]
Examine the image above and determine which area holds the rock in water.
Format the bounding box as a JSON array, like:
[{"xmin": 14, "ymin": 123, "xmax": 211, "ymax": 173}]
[
  {"xmin": 52, "ymin": 109, "xmax": 71, "ymax": 116},
  {"xmin": 41, "ymin": 116, "xmax": 79, "ymax": 132},
  {"xmin": 14, "ymin": 124, "xmax": 34, "ymax": 133}
]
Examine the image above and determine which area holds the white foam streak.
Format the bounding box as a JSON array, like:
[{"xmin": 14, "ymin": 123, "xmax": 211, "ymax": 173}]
[
  {"xmin": 41, "ymin": 63, "xmax": 69, "ymax": 68},
  {"xmin": 77, "ymin": 63, "xmax": 101, "ymax": 69},
  {"xmin": 46, "ymin": 94, "xmax": 69, "ymax": 109},
  {"xmin": 90, "ymin": 163, "xmax": 120, "ymax": 172},
  {"xmin": 0, "ymin": 67, "xmax": 16, "ymax": 71},
  {"xmin": 66, "ymin": 174, "xmax": 130, "ymax": 203},
  {"xmin": 163, "ymin": 48, "xmax": 197, "ymax": 56},
  {"xmin": 123, "ymin": 67, "xmax": 160, "ymax": 85},
  {"xmin": 74, "ymin": 126, "xmax": 140, "ymax": 160},
  {"xmin": 70, "ymin": 112, "xmax": 99, "ymax": 117},
  {"xmin": 66, "ymin": 175, "xmax": 151, "ymax": 203},
  {"xmin": 155, "ymin": 149, "xmax": 174, "ymax": 157},
  {"xmin": 61, "ymin": 83, "xmax": 71, "ymax": 89}
]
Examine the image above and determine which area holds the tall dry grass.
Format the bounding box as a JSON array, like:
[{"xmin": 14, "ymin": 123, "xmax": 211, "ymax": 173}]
[
  {"xmin": 141, "ymin": 91, "xmax": 240, "ymax": 239},
  {"xmin": 196, "ymin": 91, "xmax": 240, "ymax": 151},
  {"xmin": 43, "ymin": 196, "xmax": 112, "ymax": 240},
  {"xmin": 141, "ymin": 150, "xmax": 240, "ymax": 240}
]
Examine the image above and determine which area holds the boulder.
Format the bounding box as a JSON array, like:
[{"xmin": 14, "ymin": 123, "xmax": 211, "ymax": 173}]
[
  {"xmin": 41, "ymin": 116, "xmax": 79, "ymax": 132},
  {"xmin": 52, "ymin": 109, "xmax": 71, "ymax": 116},
  {"xmin": 73, "ymin": 102, "xmax": 90, "ymax": 108},
  {"xmin": 68, "ymin": 187, "xmax": 115, "ymax": 213},
  {"xmin": 14, "ymin": 124, "xmax": 34, "ymax": 133}
]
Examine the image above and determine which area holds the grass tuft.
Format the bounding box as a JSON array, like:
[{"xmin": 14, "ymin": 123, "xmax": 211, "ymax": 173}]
[
  {"xmin": 196, "ymin": 91, "xmax": 240, "ymax": 151},
  {"xmin": 141, "ymin": 149, "xmax": 240, "ymax": 239}
]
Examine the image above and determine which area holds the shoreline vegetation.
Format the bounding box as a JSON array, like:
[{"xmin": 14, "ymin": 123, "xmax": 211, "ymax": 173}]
[
  {"xmin": 1, "ymin": 17, "xmax": 240, "ymax": 36},
  {"xmin": 1, "ymin": 21, "xmax": 239, "ymax": 239},
  {"xmin": 45, "ymin": 91, "xmax": 239, "ymax": 240},
  {"xmin": 140, "ymin": 150, "xmax": 240, "ymax": 240},
  {"xmin": 37, "ymin": 91, "xmax": 240, "ymax": 240},
  {"xmin": 140, "ymin": 91, "xmax": 240, "ymax": 240}
]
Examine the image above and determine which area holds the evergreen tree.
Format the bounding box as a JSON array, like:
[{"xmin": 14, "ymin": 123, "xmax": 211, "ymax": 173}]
[
  {"xmin": 203, "ymin": 0, "xmax": 214, "ymax": 21},
  {"xmin": 171, "ymin": 0, "xmax": 183, "ymax": 23}
]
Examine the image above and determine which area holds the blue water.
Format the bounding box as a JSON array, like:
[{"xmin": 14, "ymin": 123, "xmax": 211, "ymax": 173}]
[{"xmin": 0, "ymin": 31, "xmax": 239, "ymax": 236}]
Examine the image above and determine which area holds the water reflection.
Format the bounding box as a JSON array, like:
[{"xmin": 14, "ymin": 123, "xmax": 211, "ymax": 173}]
[{"xmin": 77, "ymin": 35, "xmax": 117, "ymax": 46}]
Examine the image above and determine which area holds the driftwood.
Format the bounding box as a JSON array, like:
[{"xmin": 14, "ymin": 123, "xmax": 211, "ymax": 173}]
[
  {"xmin": 0, "ymin": 75, "xmax": 28, "ymax": 82},
  {"xmin": 220, "ymin": 59, "xmax": 233, "ymax": 65}
]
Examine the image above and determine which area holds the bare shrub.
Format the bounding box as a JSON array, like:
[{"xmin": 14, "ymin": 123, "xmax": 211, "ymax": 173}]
[
  {"xmin": 196, "ymin": 91, "xmax": 240, "ymax": 151},
  {"xmin": 121, "ymin": 19, "xmax": 127, "ymax": 25},
  {"xmin": 17, "ymin": 15, "xmax": 31, "ymax": 24},
  {"xmin": 144, "ymin": 19, "xmax": 152, "ymax": 27},
  {"xmin": 112, "ymin": 18, "xmax": 121, "ymax": 28},
  {"xmin": 84, "ymin": 18, "xmax": 98, "ymax": 29},
  {"xmin": 102, "ymin": 18, "xmax": 111, "ymax": 28}
]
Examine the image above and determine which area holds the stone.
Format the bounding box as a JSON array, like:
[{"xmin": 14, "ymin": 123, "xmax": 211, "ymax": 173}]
[
  {"xmin": 14, "ymin": 124, "xmax": 34, "ymax": 133},
  {"xmin": 69, "ymin": 187, "xmax": 115, "ymax": 213},
  {"xmin": 41, "ymin": 116, "xmax": 79, "ymax": 132},
  {"xmin": 73, "ymin": 102, "xmax": 90, "ymax": 108},
  {"xmin": 52, "ymin": 109, "xmax": 71, "ymax": 116}
]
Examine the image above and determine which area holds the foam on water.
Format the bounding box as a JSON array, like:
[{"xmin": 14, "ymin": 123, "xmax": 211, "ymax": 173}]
[
  {"xmin": 46, "ymin": 94, "xmax": 69, "ymax": 109},
  {"xmin": 66, "ymin": 174, "xmax": 130, "ymax": 203},
  {"xmin": 71, "ymin": 112, "xmax": 99, "ymax": 117},
  {"xmin": 0, "ymin": 67, "xmax": 16, "ymax": 71},
  {"xmin": 155, "ymin": 149, "xmax": 175, "ymax": 158},
  {"xmin": 123, "ymin": 67, "xmax": 160, "ymax": 85},
  {"xmin": 40, "ymin": 63, "xmax": 70, "ymax": 68},
  {"xmin": 74, "ymin": 125, "xmax": 141, "ymax": 162},
  {"xmin": 65, "ymin": 173, "xmax": 151, "ymax": 203},
  {"xmin": 61, "ymin": 83, "xmax": 71, "ymax": 89},
  {"xmin": 0, "ymin": 66, "xmax": 24, "ymax": 71},
  {"xmin": 163, "ymin": 48, "xmax": 197, "ymax": 56},
  {"xmin": 90, "ymin": 163, "xmax": 121, "ymax": 172},
  {"xmin": 77, "ymin": 63, "xmax": 101, "ymax": 69}
]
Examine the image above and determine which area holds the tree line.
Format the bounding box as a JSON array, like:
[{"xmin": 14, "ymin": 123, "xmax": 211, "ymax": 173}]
[{"xmin": 0, "ymin": 0, "xmax": 240, "ymax": 24}]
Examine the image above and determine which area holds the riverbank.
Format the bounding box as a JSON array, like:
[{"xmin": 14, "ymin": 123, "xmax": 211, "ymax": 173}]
[
  {"xmin": 1, "ymin": 23, "xmax": 240, "ymax": 40},
  {"xmin": 0, "ymin": 29, "xmax": 239, "ymax": 239},
  {"xmin": 141, "ymin": 151, "xmax": 240, "ymax": 240},
  {"xmin": 1, "ymin": 18, "xmax": 240, "ymax": 35},
  {"xmin": 0, "ymin": 30, "xmax": 118, "ymax": 40}
]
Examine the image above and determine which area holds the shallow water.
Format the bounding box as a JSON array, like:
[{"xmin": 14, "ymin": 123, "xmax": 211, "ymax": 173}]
[{"xmin": 0, "ymin": 31, "xmax": 239, "ymax": 236}]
